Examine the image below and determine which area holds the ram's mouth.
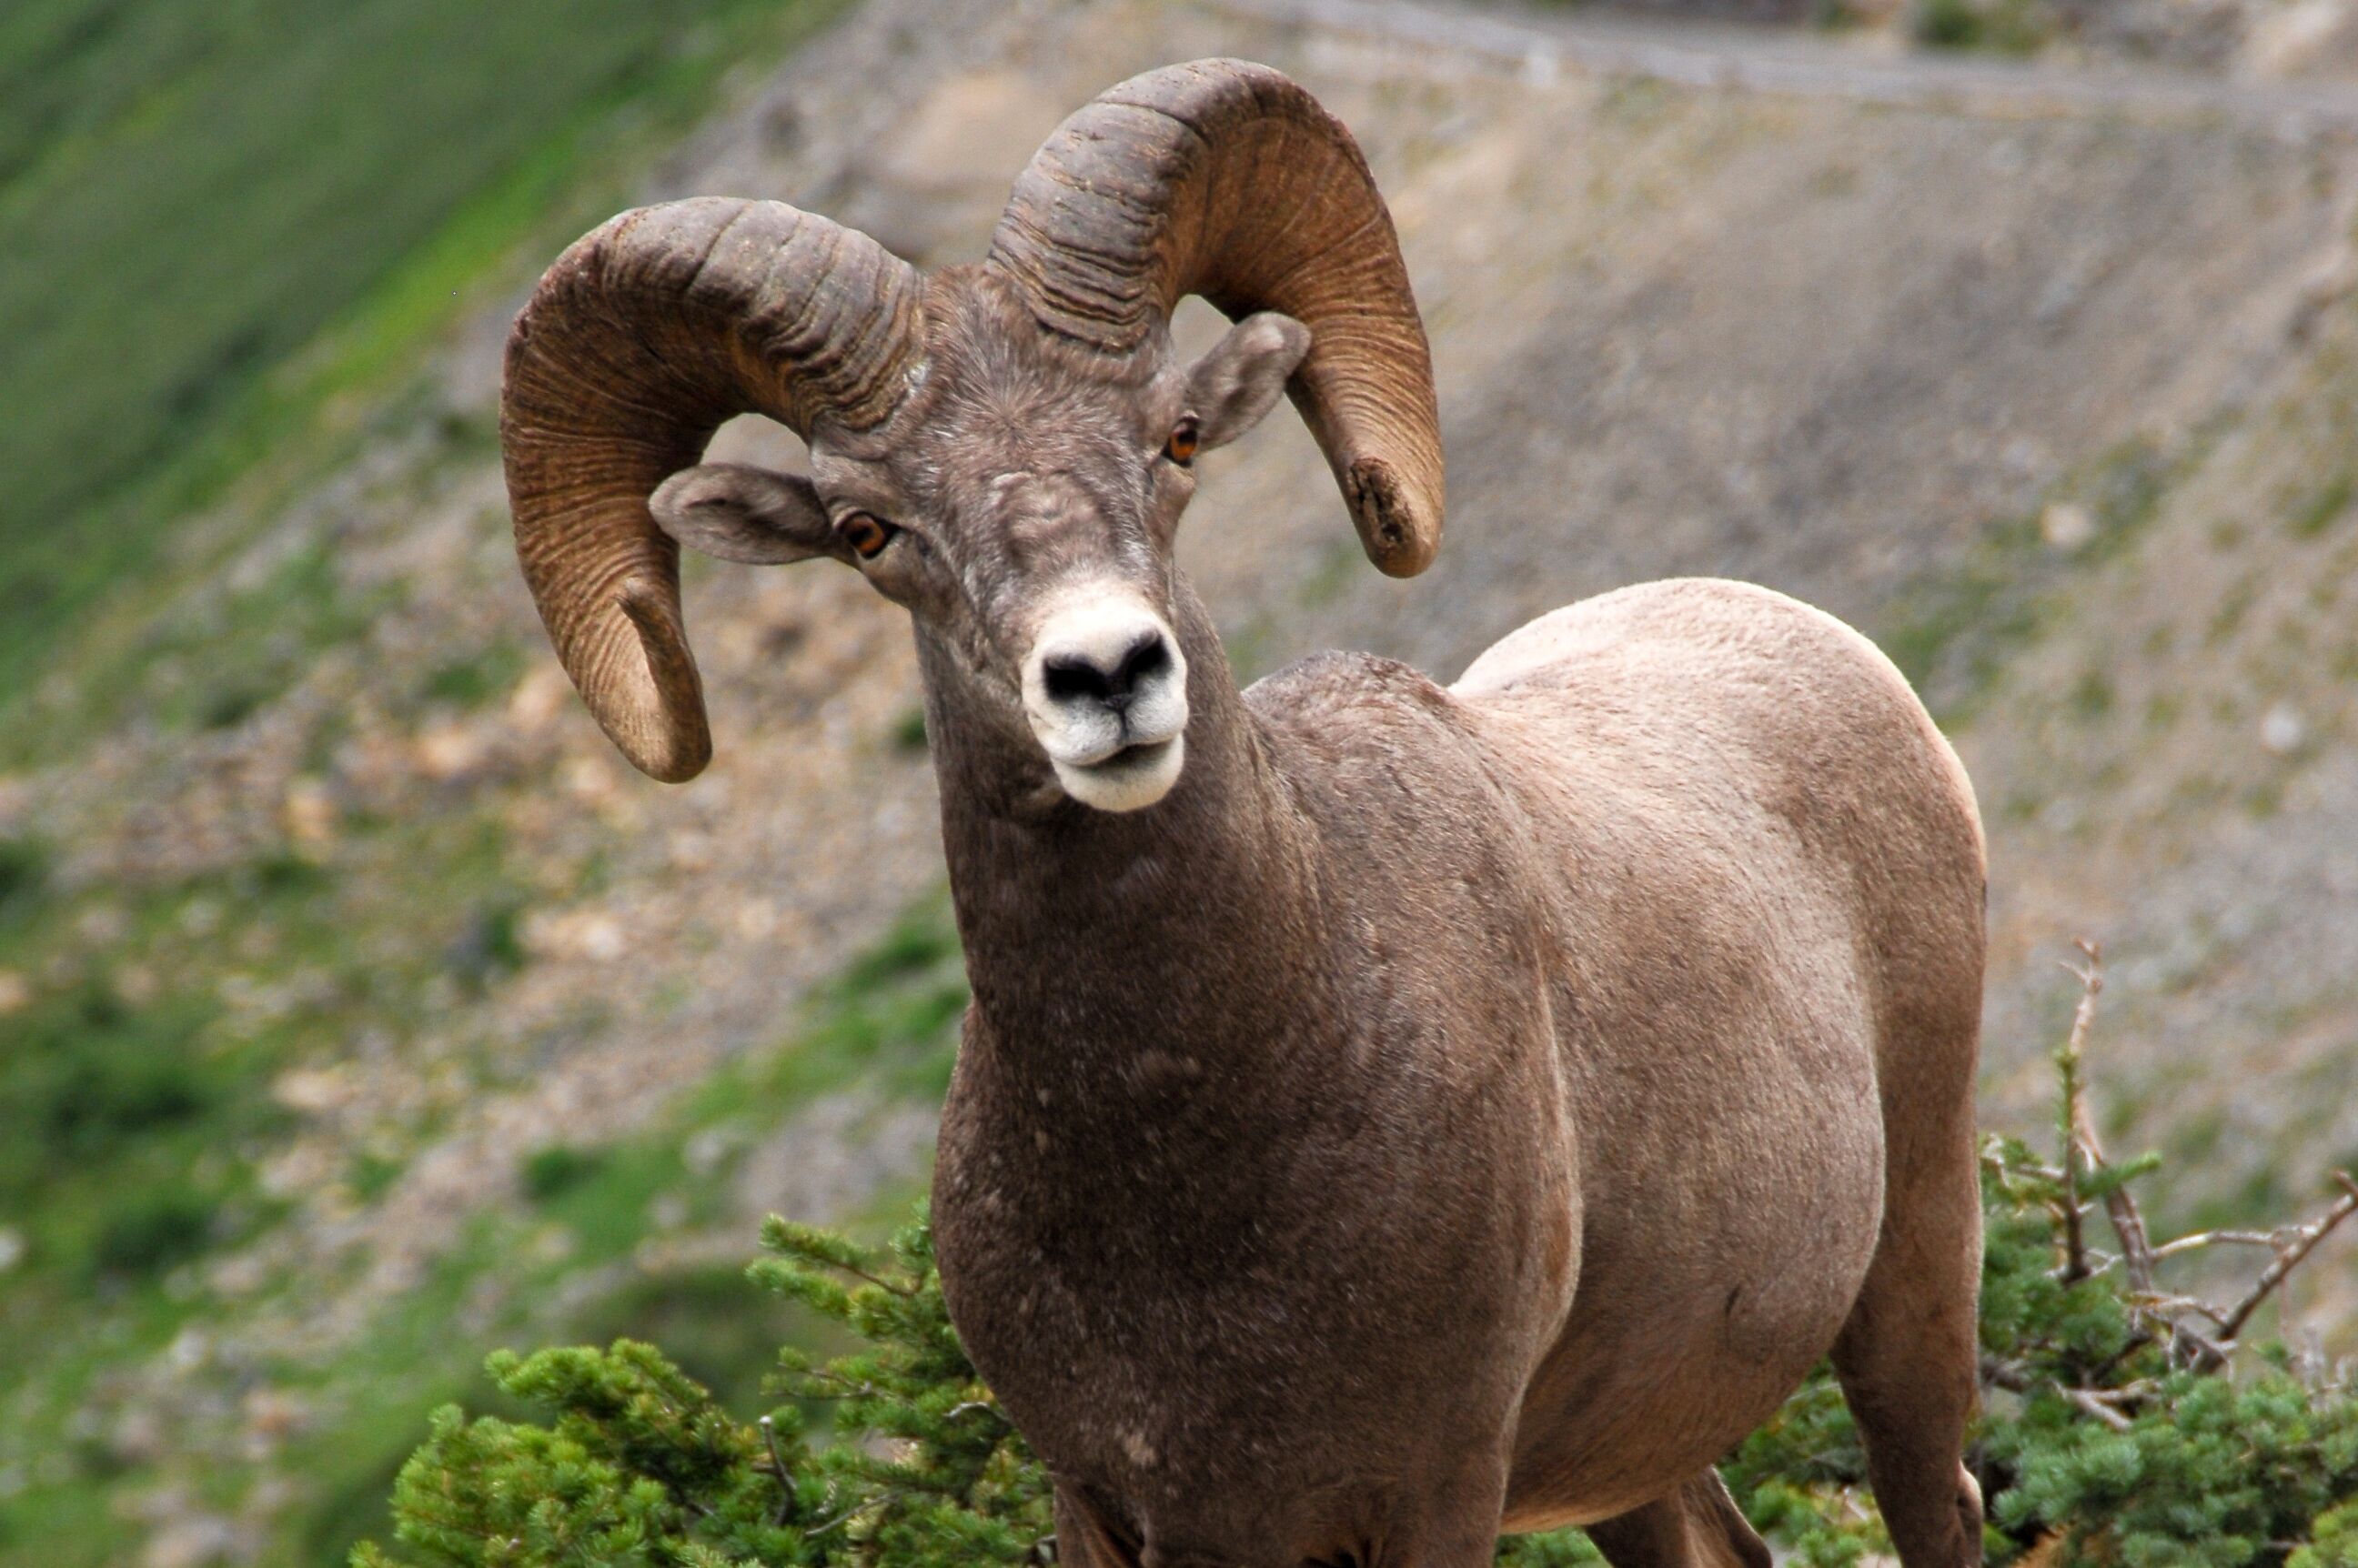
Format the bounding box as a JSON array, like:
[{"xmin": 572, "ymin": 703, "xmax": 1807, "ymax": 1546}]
[
  {"xmin": 1049, "ymin": 734, "xmax": 1185, "ymax": 812},
  {"xmin": 1084, "ymin": 737, "xmax": 1174, "ymax": 773}
]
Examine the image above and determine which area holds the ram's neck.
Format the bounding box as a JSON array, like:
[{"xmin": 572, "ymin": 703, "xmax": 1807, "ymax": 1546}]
[{"xmin": 918, "ymin": 583, "xmax": 1331, "ymax": 1109}]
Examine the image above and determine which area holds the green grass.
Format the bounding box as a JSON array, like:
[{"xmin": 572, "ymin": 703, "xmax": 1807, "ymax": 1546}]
[{"xmin": 0, "ymin": 0, "xmax": 848, "ymax": 748}]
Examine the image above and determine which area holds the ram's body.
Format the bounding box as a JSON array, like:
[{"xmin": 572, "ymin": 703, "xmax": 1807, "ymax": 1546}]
[
  {"xmin": 499, "ymin": 56, "xmax": 1989, "ymax": 1568},
  {"xmin": 931, "ymin": 578, "xmax": 1983, "ymax": 1567}
]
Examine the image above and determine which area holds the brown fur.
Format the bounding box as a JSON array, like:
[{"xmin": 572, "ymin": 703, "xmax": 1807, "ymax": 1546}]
[
  {"xmin": 638, "ymin": 274, "xmax": 1988, "ymax": 1567},
  {"xmin": 501, "ymin": 63, "xmax": 1988, "ymax": 1568}
]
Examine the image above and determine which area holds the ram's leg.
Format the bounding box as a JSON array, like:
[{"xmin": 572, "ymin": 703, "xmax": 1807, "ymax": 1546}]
[
  {"xmin": 1829, "ymin": 1013, "xmax": 1985, "ymax": 1568},
  {"xmin": 1583, "ymin": 1472, "xmax": 1769, "ymax": 1568},
  {"xmin": 1377, "ymin": 1446, "xmax": 1512, "ymax": 1568},
  {"xmin": 1053, "ymin": 1486, "xmax": 1138, "ymax": 1568}
]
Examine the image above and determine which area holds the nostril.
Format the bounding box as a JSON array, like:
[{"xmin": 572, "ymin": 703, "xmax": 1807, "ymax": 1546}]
[
  {"xmin": 1043, "ymin": 654, "xmax": 1113, "ymax": 705},
  {"xmin": 1042, "ymin": 634, "xmax": 1173, "ymax": 709},
  {"xmin": 1114, "ymin": 635, "xmax": 1171, "ymax": 694}
]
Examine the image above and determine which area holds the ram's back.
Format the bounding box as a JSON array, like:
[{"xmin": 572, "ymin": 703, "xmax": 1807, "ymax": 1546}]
[
  {"xmin": 1454, "ymin": 576, "xmax": 1983, "ymax": 976},
  {"xmin": 1451, "ymin": 578, "xmax": 1990, "ymax": 1517}
]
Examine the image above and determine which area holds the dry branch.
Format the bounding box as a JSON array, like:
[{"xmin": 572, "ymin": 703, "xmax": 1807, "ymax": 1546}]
[
  {"xmin": 2054, "ymin": 941, "xmax": 2161, "ymax": 1295},
  {"xmin": 2038, "ymin": 938, "xmax": 2358, "ymax": 1375},
  {"xmin": 2211, "ymin": 1171, "xmax": 2358, "ymax": 1352},
  {"xmin": 2054, "ymin": 942, "xmax": 2102, "ymax": 1283}
]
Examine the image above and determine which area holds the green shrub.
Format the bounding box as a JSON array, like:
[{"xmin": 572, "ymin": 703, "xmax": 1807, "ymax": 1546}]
[
  {"xmin": 364, "ymin": 961, "xmax": 2358, "ymax": 1567},
  {"xmin": 1911, "ymin": 0, "xmax": 2053, "ymax": 51},
  {"xmin": 91, "ymin": 1189, "xmax": 220, "ymax": 1278},
  {"xmin": 358, "ymin": 1216, "xmax": 1051, "ymax": 1568},
  {"xmin": 0, "ymin": 983, "xmax": 218, "ymax": 1197},
  {"xmin": 0, "ymin": 834, "xmax": 48, "ymax": 927},
  {"xmin": 448, "ymin": 900, "xmax": 529, "ymax": 991},
  {"xmin": 521, "ymin": 1144, "xmax": 609, "ymax": 1204}
]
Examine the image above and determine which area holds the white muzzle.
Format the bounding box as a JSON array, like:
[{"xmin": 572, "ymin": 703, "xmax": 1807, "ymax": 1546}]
[{"xmin": 1021, "ymin": 589, "xmax": 1189, "ymax": 812}]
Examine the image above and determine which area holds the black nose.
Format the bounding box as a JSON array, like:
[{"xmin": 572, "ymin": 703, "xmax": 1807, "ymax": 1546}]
[{"xmin": 1043, "ymin": 632, "xmax": 1173, "ymax": 712}]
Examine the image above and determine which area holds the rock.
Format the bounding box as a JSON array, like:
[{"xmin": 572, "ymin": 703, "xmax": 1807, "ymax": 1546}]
[
  {"xmin": 2261, "ymin": 703, "xmax": 2307, "ymax": 754},
  {"xmin": 79, "ymin": 903, "xmax": 130, "ymax": 944},
  {"xmin": 0, "ymin": 970, "xmax": 28, "ymax": 1016},
  {"xmin": 412, "ymin": 721, "xmax": 489, "ymax": 783},
  {"xmin": 140, "ymin": 1513, "xmax": 243, "ymax": 1568},
  {"xmin": 163, "ymin": 1328, "xmax": 209, "ymax": 1374},
  {"xmin": 270, "ymin": 1066, "xmax": 355, "ymax": 1117},
  {"xmin": 523, "ymin": 907, "xmax": 629, "ymax": 962},
  {"xmin": 109, "ymin": 1405, "xmax": 168, "ymax": 1464},
  {"xmin": 240, "ymin": 1387, "xmax": 310, "ymax": 1444},
  {"xmin": 508, "ymin": 664, "xmax": 572, "ymax": 733},
  {"xmin": 280, "ymin": 779, "xmax": 337, "ymax": 849},
  {"xmin": 2242, "ymin": 0, "xmax": 2357, "ymax": 76},
  {"xmin": 2041, "ymin": 501, "xmax": 2097, "ymax": 552},
  {"xmin": 115, "ymin": 962, "xmax": 159, "ymax": 1004}
]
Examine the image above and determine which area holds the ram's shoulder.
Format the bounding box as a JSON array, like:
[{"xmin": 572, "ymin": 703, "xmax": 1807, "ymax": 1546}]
[{"xmin": 1244, "ymin": 650, "xmax": 1466, "ymax": 741}]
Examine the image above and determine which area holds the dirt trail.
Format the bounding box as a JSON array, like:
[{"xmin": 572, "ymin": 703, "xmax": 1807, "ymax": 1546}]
[{"xmin": 1227, "ymin": 0, "xmax": 2358, "ymax": 129}]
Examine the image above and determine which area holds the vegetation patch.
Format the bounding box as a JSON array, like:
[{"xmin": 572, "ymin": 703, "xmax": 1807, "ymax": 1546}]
[
  {"xmin": 0, "ymin": 0, "xmax": 849, "ymax": 754},
  {"xmin": 1883, "ymin": 437, "xmax": 2181, "ymax": 721},
  {"xmin": 1911, "ymin": 0, "xmax": 2056, "ymax": 53},
  {"xmin": 2288, "ymin": 469, "xmax": 2354, "ymax": 538}
]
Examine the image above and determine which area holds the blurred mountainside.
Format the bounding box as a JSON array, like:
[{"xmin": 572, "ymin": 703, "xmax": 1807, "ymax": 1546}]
[{"xmin": 5, "ymin": 0, "xmax": 2358, "ymax": 1563}]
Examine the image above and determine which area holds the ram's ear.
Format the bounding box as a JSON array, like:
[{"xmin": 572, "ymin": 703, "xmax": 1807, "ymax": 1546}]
[
  {"xmin": 1187, "ymin": 312, "xmax": 1312, "ymax": 453},
  {"xmin": 649, "ymin": 464, "xmax": 847, "ymax": 565}
]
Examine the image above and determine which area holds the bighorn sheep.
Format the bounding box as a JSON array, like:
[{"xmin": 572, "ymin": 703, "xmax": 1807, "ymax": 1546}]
[{"xmin": 500, "ymin": 60, "xmax": 1988, "ymax": 1568}]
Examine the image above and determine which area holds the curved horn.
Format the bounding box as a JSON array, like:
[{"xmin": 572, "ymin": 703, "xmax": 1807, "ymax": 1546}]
[
  {"xmin": 987, "ymin": 59, "xmax": 1442, "ymax": 576},
  {"xmin": 501, "ymin": 197, "xmax": 923, "ymax": 781}
]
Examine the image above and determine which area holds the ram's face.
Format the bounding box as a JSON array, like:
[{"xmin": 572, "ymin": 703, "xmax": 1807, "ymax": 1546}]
[
  {"xmin": 499, "ymin": 63, "xmax": 1441, "ymax": 792},
  {"xmin": 650, "ymin": 282, "xmax": 1309, "ymax": 812}
]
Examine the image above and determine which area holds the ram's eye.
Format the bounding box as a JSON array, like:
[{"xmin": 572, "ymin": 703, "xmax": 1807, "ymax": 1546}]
[
  {"xmin": 1164, "ymin": 417, "xmax": 1200, "ymax": 467},
  {"xmin": 838, "ymin": 511, "xmax": 895, "ymax": 559}
]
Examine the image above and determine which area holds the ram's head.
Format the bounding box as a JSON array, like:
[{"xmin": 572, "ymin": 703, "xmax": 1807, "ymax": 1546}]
[{"xmin": 502, "ymin": 59, "xmax": 1442, "ymax": 810}]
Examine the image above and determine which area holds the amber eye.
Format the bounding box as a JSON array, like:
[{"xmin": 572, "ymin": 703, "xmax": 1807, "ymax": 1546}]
[
  {"xmin": 838, "ymin": 511, "xmax": 895, "ymax": 559},
  {"xmin": 1164, "ymin": 417, "xmax": 1200, "ymax": 467}
]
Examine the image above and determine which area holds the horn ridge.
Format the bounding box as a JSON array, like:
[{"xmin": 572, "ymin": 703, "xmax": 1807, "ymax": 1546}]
[
  {"xmin": 501, "ymin": 197, "xmax": 922, "ymax": 781},
  {"xmin": 986, "ymin": 58, "xmax": 1443, "ymax": 577}
]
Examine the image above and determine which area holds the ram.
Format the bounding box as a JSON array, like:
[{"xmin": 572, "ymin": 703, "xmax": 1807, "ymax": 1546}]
[{"xmin": 500, "ymin": 59, "xmax": 1987, "ymax": 1568}]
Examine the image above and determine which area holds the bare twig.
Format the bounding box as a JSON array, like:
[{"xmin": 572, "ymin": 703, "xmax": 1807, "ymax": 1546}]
[
  {"xmin": 2053, "ymin": 941, "xmax": 2103, "ymax": 1283},
  {"xmin": 2062, "ymin": 1386, "xmax": 2134, "ymax": 1432},
  {"xmin": 761, "ymin": 1415, "xmax": 794, "ymax": 1527},
  {"xmin": 1980, "ymin": 1352, "xmax": 2031, "ymax": 1393},
  {"xmin": 802, "ymin": 1497, "xmax": 876, "ymax": 1538},
  {"xmin": 2127, "ymin": 1292, "xmax": 2232, "ymax": 1324},
  {"xmin": 785, "ymin": 1366, "xmax": 884, "ymax": 1401},
  {"xmin": 2169, "ymin": 1321, "xmax": 2234, "ymax": 1372},
  {"xmin": 2073, "ymin": 1112, "xmax": 2157, "ymax": 1310},
  {"xmin": 2151, "ymin": 1231, "xmax": 2280, "ymax": 1257},
  {"xmin": 826, "ymin": 1261, "xmax": 921, "ymax": 1298},
  {"xmin": 2211, "ymin": 1171, "xmax": 2358, "ymax": 1351}
]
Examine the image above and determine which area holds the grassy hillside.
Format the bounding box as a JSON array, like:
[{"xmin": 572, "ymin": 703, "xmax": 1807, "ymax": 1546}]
[
  {"xmin": 0, "ymin": 4, "xmax": 863, "ymax": 1562},
  {"xmin": 0, "ymin": 0, "xmax": 841, "ymax": 739}
]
